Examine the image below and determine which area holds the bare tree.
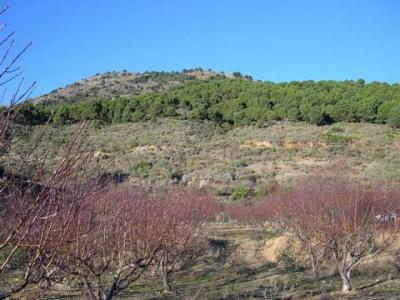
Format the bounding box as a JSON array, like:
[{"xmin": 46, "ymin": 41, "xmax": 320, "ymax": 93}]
[
  {"xmin": 222, "ymin": 201, "xmax": 270, "ymax": 225},
  {"xmin": 269, "ymin": 172, "xmax": 400, "ymax": 293},
  {"xmin": 319, "ymin": 182, "xmax": 400, "ymax": 293},
  {"xmin": 49, "ymin": 186, "xmax": 216, "ymax": 299},
  {"xmin": 0, "ymin": 122, "xmax": 93, "ymax": 299},
  {"xmin": 268, "ymin": 180, "xmax": 329, "ymax": 280},
  {"xmin": 152, "ymin": 189, "xmax": 215, "ymax": 293},
  {"xmin": 0, "ymin": 6, "xmax": 35, "ymax": 156},
  {"xmin": 51, "ymin": 186, "xmax": 167, "ymax": 300},
  {"xmin": 0, "ymin": 7, "xmax": 98, "ymax": 298}
]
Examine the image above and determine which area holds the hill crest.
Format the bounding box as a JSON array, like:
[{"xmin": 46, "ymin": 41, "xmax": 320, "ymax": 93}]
[{"xmin": 35, "ymin": 69, "xmax": 233, "ymax": 105}]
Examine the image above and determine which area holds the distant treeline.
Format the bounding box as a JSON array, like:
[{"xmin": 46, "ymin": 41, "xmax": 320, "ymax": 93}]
[{"xmin": 12, "ymin": 77, "xmax": 400, "ymax": 128}]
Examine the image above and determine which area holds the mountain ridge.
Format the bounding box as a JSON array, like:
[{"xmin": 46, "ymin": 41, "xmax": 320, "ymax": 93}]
[{"xmin": 34, "ymin": 69, "xmax": 233, "ymax": 106}]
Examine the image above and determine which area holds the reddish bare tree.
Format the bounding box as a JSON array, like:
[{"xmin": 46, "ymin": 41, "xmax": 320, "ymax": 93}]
[
  {"xmin": 267, "ymin": 179, "xmax": 331, "ymax": 280},
  {"xmin": 222, "ymin": 202, "xmax": 257, "ymax": 224},
  {"xmin": 222, "ymin": 200, "xmax": 273, "ymax": 226},
  {"xmin": 269, "ymin": 173, "xmax": 400, "ymax": 293},
  {"xmin": 51, "ymin": 186, "xmax": 166, "ymax": 299},
  {"xmin": 0, "ymin": 6, "xmax": 95, "ymax": 299},
  {"xmin": 0, "ymin": 6, "xmax": 35, "ymax": 156},
  {"xmin": 49, "ymin": 186, "xmax": 216, "ymax": 299},
  {"xmin": 318, "ymin": 182, "xmax": 400, "ymax": 293},
  {"xmin": 0, "ymin": 122, "xmax": 93, "ymax": 299},
  {"xmin": 152, "ymin": 189, "xmax": 215, "ymax": 293}
]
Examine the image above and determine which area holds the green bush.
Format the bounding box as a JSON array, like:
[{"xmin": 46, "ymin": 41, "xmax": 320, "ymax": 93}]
[
  {"xmin": 92, "ymin": 119, "xmax": 104, "ymax": 129},
  {"xmin": 132, "ymin": 160, "xmax": 153, "ymax": 177},
  {"xmin": 323, "ymin": 132, "xmax": 353, "ymax": 146},
  {"xmin": 388, "ymin": 105, "xmax": 400, "ymax": 128},
  {"xmin": 230, "ymin": 185, "xmax": 251, "ymax": 201}
]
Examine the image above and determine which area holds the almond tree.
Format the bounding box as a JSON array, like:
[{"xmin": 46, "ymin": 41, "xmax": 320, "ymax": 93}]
[
  {"xmin": 49, "ymin": 186, "xmax": 216, "ymax": 299},
  {"xmin": 269, "ymin": 173, "xmax": 400, "ymax": 292},
  {"xmin": 153, "ymin": 189, "xmax": 215, "ymax": 293},
  {"xmin": 316, "ymin": 182, "xmax": 400, "ymax": 292},
  {"xmin": 0, "ymin": 6, "xmax": 35, "ymax": 156},
  {"xmin": 0, "ymin": 8, "xmax": 99, "ymax": 298},
  {"xmin": 51, "ymin": 186, "xmax": 170, "ymax": 300},
  {"xmin": 0, "ymin": 122, "xmax": 93, "ymax": 299},
  {"xmin": 269, "ymin": 180, "xmax": 329, "ymax": 280}
]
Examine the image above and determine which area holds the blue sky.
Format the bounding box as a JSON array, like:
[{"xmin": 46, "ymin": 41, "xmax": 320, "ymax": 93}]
[{"xmin": 4, "ymin": 0, "xmax": 400, "ymax": 98}]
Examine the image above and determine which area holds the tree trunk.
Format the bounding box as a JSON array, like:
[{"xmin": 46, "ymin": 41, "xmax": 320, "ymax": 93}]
[
  {"xmin": 310, "ymin": 253, "xmax": 320, "ymax": 280},
  {"xmin": 82, "ymin": 277, "xmax": 101, "ymax": 300},
  {"xmin": 340, "ymin": 270, "xmax": 352, "ymax": 293},
  {"xmin": 159, "ymin": 257, "xmax": 171, "ymax": 293}
]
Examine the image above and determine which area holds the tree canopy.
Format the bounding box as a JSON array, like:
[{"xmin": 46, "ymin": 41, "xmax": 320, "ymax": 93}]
[{"xmin": 11, "ymin": 77, "xmax": 400, "ymax": 127}]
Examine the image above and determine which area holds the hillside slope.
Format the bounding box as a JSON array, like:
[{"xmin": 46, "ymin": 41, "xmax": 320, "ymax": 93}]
[{"xmin": 11, "ymin": 120, "xmax": 400, "ymax": 199}]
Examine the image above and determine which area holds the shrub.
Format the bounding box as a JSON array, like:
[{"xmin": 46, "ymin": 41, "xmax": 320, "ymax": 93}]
[
  {"xmin": 232, "ymin": 71, "xmax": 242, "ymax": 78},
  {"xmin": 322, "ymin": 132, "xmax": 353, "ymax": 146},
  {"xmin": 91, "ymin": 119, "xmax": 104, "ymax": 129},
  {"xmin": 230, "ymin": 185, "xmax": 251, "ymax": 201},
  {"xmin": 307, "ymin": 108, "xmax": 333, "ymax": 126},
  {"xmin": 388, "ymin": 105, "xmax": 400, "ymax": 128},
  {"xmin": 256, "ymin": 178, "xmax": 278, "ymax": 197}
]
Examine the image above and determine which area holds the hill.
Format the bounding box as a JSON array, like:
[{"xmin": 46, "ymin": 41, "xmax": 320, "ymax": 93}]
[{"xmin": 10, "ymin": 70, "xmax": 400, "ymax": 195}]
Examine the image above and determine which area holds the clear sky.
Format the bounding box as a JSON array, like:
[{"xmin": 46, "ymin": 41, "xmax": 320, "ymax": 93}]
[{"xmin": 4, "ymin": 0, "xmax": 400, "ymax": 98}]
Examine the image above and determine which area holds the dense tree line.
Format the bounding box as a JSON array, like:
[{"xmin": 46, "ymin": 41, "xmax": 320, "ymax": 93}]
[{"xmin": 12, "ymin": 77, "xmax": 400, "ymax": 127}]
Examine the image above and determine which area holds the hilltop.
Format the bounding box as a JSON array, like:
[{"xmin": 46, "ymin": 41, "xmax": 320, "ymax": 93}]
[{"xmin": 35, "ymin": 68, "xmax": 229, "ymax": 106}]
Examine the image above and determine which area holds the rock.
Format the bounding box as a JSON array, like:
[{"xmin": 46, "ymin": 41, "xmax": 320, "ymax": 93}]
[
  {"xmin": 239, "ymin": 175, "xmax": 257, "ymax": 188},
  {"xmin": 198, "ymin": 179, "xmax": 209, "ymax": 188},
  {"xmin": 252, "ymin": 288, "xmax": 267, "ymax": 298},
  {"xmin": 181, "ymin": 174, "xmax": 192, "ymax": 185},
  {"xmin": 216, "ymin": 185, "xmax": 234, "ymax": 196}
]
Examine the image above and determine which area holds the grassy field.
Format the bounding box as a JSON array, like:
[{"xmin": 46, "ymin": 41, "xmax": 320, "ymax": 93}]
[{"xmin": 10, "ymin": 119, "xmax": 400, "ymax": 199}]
